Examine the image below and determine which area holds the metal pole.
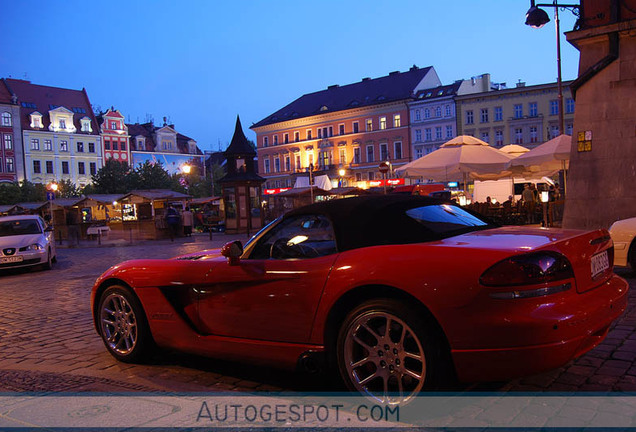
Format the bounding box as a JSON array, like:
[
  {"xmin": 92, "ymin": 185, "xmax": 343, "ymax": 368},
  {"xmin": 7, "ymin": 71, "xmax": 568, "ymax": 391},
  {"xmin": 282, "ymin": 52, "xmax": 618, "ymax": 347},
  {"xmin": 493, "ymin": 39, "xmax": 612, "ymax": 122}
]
[{"xmin": 555, "ymin": 1, "xmax": 565, "ymax": 134}]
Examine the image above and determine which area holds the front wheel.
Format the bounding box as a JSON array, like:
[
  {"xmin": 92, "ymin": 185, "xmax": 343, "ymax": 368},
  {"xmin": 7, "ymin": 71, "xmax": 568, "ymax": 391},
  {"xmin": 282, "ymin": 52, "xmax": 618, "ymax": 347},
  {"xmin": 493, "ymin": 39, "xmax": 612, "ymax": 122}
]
[
  {"xmin": 335, "ymin": 299, "xmax": 449, "ymax": 404},
  {"xmin": 97, "ymin": 285, "xmax": 153, "ymax": 363}
]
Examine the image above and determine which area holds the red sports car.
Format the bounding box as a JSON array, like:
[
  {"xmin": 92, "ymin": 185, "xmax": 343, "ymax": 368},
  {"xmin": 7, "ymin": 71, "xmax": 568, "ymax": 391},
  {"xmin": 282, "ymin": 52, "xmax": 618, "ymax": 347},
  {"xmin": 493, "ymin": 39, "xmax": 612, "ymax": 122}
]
[{"xmin": 91, "ymin": 195, "xmax": 627, "ymax": 403}]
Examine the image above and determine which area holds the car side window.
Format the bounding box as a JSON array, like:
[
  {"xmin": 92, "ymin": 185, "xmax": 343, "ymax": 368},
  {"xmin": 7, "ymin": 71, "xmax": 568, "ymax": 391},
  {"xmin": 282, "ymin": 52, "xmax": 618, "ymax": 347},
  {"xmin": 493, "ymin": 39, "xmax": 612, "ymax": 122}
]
[{"xmin": 248, "ymin": 214, "xmax": 337, "ymax": 260}]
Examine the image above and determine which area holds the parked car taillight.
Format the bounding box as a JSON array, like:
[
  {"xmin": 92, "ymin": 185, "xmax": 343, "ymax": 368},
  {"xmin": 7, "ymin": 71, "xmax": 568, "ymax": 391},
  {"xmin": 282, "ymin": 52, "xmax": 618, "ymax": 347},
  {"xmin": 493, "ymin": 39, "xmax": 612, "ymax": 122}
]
[{"xmin": 480, "ymin": 251, "xmax": 574, "ymax": 288}]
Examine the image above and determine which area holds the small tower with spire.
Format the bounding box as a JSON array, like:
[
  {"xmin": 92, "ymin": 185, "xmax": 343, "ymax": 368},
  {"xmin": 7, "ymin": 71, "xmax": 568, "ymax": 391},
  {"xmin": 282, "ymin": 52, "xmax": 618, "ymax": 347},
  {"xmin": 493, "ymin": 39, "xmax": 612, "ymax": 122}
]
[{"xmin": 220, "ymin": 115, "xmax": 265, "ymax": 234}]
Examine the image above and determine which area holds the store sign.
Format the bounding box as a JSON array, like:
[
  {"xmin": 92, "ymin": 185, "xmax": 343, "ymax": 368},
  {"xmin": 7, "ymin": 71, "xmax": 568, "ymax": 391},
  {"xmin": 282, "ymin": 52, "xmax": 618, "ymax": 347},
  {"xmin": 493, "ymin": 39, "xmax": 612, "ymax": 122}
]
[
  {"xmin": 577, "ymin": 130, "xmax": 592, "ymax": 152},
  {"xmin": 264, "ymin": 188, "xmax": 291, "ymax": 195},
  {"xmin": 368, "ymin": 178, "xmax": 405, "ymax": 187}
]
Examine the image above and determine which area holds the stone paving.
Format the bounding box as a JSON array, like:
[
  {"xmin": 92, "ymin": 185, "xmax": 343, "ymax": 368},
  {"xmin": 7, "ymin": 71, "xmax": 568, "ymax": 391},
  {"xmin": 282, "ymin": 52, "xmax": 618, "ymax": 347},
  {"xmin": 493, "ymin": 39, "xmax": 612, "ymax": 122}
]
[{"xmin": 0, "ymin": 233, "xmax": 635, "ymax": 395}]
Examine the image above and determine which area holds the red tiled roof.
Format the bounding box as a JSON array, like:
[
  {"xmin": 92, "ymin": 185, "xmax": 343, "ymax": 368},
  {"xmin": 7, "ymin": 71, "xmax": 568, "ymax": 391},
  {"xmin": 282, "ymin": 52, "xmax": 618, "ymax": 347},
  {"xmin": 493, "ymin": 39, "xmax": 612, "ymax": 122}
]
[
  {"xmin": 4, "ymin": 78, "xmax": 99, "ymax": 135},
  {"xmin": 0, "ymin": 80, "xmax": 14, "ymax": 104}
]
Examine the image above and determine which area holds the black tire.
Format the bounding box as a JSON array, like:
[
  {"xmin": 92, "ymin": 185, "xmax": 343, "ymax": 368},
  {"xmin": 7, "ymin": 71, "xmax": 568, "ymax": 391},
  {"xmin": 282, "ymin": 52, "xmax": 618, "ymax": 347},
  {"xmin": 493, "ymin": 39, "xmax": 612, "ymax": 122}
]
[
  {"xmin": 334, "ymin": 298, "xmax": 450, "ymax": 404},
  {"xmin": 42, "ymin": 248, "xmax": 53, "ymax": 270},
  {"xmin": 97, "ymin": 285, "xmax": 154, "ymax": 363}
]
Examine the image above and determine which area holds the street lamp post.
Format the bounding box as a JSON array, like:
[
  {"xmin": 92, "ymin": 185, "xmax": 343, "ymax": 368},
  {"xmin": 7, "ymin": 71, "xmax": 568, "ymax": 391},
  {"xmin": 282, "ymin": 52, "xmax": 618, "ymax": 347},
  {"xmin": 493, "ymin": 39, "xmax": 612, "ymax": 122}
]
[
  {"xmin": 338, "ymin": 168, "xmax": 345, "ymax": 188},
  {"xmin": 525, "ymin": 1, "xmax": 579, "ymax": 135}
]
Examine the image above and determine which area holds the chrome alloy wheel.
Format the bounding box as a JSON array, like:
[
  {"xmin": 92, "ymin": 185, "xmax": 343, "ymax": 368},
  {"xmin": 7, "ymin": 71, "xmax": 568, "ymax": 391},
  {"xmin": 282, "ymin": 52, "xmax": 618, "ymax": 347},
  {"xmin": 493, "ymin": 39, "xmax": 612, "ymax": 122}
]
[
  {"xmin": 343, "ymin": 311, "xmax": 425, "ymax": 404},
  {"xmin": 100, "ymin": 293, "xmax": 138, "ymax": 355}
]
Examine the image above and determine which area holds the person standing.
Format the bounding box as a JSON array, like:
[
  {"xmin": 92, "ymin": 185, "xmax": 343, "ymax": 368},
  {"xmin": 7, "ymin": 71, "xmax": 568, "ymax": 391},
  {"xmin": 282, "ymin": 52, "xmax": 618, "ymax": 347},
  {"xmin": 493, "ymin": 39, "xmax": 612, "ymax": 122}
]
[
  {"xmin": 522, "ymin": 184, "xmax": 536, "ymax": 224},
  {"xmin": 165, "ymin": 204, "xmax": 180, "ymax": 241},
  {"xmin": 182, "ymin": 206, "xmax": 194, "ymax": 237}
]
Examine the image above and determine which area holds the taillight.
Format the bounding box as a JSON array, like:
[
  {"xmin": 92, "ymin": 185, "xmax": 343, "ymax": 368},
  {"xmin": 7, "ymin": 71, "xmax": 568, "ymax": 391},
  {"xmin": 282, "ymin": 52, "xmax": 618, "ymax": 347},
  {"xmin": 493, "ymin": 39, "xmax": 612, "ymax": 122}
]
[{"xmin": 480, "ymin": 251, "xmax": 574, "ymax": 287}]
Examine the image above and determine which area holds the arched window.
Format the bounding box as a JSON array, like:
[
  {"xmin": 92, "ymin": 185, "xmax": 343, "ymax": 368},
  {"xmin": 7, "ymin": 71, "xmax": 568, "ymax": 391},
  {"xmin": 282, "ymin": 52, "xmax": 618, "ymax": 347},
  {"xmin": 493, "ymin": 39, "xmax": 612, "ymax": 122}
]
[{"xmin": 1, "ymin": 112, "xmax": 11, "ymax": 127}]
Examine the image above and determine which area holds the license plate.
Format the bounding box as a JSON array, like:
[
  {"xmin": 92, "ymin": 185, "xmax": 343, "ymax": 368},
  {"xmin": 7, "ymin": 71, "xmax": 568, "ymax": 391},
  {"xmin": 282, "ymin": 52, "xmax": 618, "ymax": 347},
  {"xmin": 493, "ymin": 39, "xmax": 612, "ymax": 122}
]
[
  {"xmin": 0, "ymin": 256, "xmax": 23, "ymax": 264},
  {"xmin": 591, "ymin": 250, "xmax": 610, "ymax": 278}
]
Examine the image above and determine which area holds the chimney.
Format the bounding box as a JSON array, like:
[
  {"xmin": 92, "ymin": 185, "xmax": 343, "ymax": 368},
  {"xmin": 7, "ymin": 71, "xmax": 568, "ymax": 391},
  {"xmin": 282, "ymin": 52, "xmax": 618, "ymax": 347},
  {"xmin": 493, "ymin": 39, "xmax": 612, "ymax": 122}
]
[
  {"xmin": 163, "ymin": 116, "xmax": 167, "ymax": 126},
  {"xmin": 516, "ymin": 80, "xmax": 526, "ymax": 88}
]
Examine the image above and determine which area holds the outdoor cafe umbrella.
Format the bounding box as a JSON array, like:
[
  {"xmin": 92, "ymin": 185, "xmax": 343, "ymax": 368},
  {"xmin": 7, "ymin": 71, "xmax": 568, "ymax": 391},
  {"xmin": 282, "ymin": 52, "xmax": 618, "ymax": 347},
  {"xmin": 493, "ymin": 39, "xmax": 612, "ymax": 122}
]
[
  {"xmin": 499, "ymin": 144, "xmax": 530, "ymax": 157},
  {"xmin": 395, "ymin": 135, "xmax": 514, "ymax": 196},
  {"xmin": 508, "ymin": 134, "xmax": 571, "ymax": 191}
]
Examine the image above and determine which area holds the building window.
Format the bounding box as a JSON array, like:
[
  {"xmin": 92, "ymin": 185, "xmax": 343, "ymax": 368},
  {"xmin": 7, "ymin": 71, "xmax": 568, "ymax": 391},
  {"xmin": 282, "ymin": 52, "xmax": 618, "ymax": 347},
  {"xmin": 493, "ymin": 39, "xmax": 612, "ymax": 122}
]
[
  {"xmin": 530, "ymin": 126, "xmax": 538, "ymax": 143},
  {"xmin": 353, "ymin": 147, "xmax": 361, "ymax": 164},
  {"xmin": 355, "ymin": 173, "xmax": 362, "ymax": 182},
  {"xmin": 319, "ymin": 151, "xmax": 332, "ymax": 168},
  {"xmin": 285, "ymin": 155, "xmax": 291, "ymax": 171},
  {"xmin": 121, "ymin": 141, "xmax": 126, "ymax": 151},
  {"xmin": 425, "ymin": 128, "xmax": 432, "ymax": 141},
  {"xmin": 435, "ymin": 107, "xmax": 441, "ymax": 117},
  {"xmin": 550, "ymin": 100, "xmax": 559, "ymax": 115},
  {"xmin": 566, "ymin": 123, "xmax": 573, "ymax": 135},
  {"xmin": 415, "ymin": 110, "xmax": 421, "ymax": 121},
  {"xmin": 62, "ymin": 161, "xmax": 69, "ymax": 174},
  {"xmin": 328, "ymin": 126, "xmax": 333, "ymax": 137},
  {"xmin": 481, "ymin": 132, "xmax": 490, "ymax": 143},
  {"xmin": 263, "ymin": 136, "xmax": 268, "ymax": 147},
  {"xmin": 494, "ymin": 106, "xmax": 503, "ymax": 121},
  {"xmin": 81, "ymin": 118, "xmax": 92, "ymax": 132},
  {"xmin": 274, "ymin": 157, "xmax": 280, "ymax": 173},
  {"xmin": 446, "ymin": 125, "xmax": 453, "ymax": 138},
  {"xmin": 393, "ymin": 114, "xmax": 401, "ymax": 128},
  {"xmin": 110, "ymin": 121, "xmax": 117, "ymax": 129},
  {"xmin": 379, "ymin": 117, "xmax": 387, "ymax": 130},
  {"xmin": 435, "ymin": 127, "xmax": 442, "ymax": 140},
  {"xmin": 264, "ymin": 159, "xmax": 270, "ymax": 173},
  {"xmin": 514, "ymin": 128, "xmax": 523, "ymax": 144},
  {"xmin": 480, "ymin": 108, "xmax": 489, "ymax": 123},
  {"xmin": 136, "ymin": 139, "xmax": 144, "ymax": 150},
  {"xmin": 465, "ymin": 110, "xmax": 474, "ymax": 125},
  {"xmin": 46, "ymin": 160, "xmax": 54, "ymax": 174},
  {"xmin": 306, "ymin": 130, "xmax": 312, "ymax": 140},
  {"xmin": 295, "ymin": 154, "xmax": 301, "ymax": 170},
  {"xmin": 416, "ymin": 148, "xmax": 423, "ymax": 159},
  {"xmin": 273, "ymin": 135, "xmax": 278, "ymax": 145},
  {"xmin": 366, "ymin": 145, "xmax": 374, "ymax": 163},
  {"xmin": 394, "ymin": 141, "xmax": 402, "ymax": 159},
  {"xmin": 88, "ymin": 142, "xmax": 95, "ymax": 153},
  {"xmin": 424, "ymin": 108, "xmax": 430, "ymax": 119},
  {"xmin": 105, "ymin": 140, "xmax": 111, "ymax": 150},
  {"xmin": 368, "ymin": 171, "xmax": 375, "ymax": 181},
  {"xmin": 31, "ymin": 114, "xmax": 42, "ymax": 128},
  {"xmin": 339, "ymin": 148, "xmax": 346, "ymax": 164},
  {"xmin": 1, "ymin": 112, "xmax": 11, "ymax": 126},
  {"xmin": 77, "ymin": 142, "xmax": 84, "ymax": 152},
  {"xmin": 415, "ymin": 129, "xmax": 422, "ymax": 142},
  {"xmin": 445, "ymin": 105, "xmax": 451, "ymax": 117},
  {"xmin": 30, "ymin": 138, "xmax": 40, "ymax": 150},
  {"xmin": 6, "ymin": 158, "xmax": 14, "ymax": 173},
  {"xmin": 59, "ymin": 119, "xmax": 66, "ymax": 129},
  {"xmin": 339, "ymin": 124, "xmax": 345, "ymax": 135},
  {"xmin": 366, "ymin": 119, "xmax": 373, "ymax": 131},
  {"xmin": 43, "ymin": 139, "xmax": 52, "ymax": 151},
  {"xmin": 90, "ymin": 162, "xmax": 97, "ymax": 175},
  {"xmin": 284, "ymin": 133, "xmax": 289, "ymax": 144},
  {"xmin": 495, "ymin": 130, "xmax": 504, "ymax": 146},
  {"xmin": 550, "ymin": 125, "xmax": 560, "ymax": 138},
  {"xmin": 33, "ymin": 160, "xmax": 41, "ymax": 174},
  {"xmin": 529, "ymin": 102, "xmax": 538, "ymax": 117},
  {"xmin": 380, "ymin": 143, "xmax": 388, "ymax": 160},
  {"xmin": 60, "ymin": 141, "xmax": 68, "ymax": 152},
  {"xmin": 514, "ymin": 104, "xmax": 523, "ymax": 119},
  {"xmin": 294, "ymin": 132, "xmax": 300, "ymax": 142},
  {"xmin": 78, "ymin": 162, "xmax": 85, "ymax": 175},
  {"xmin": 353, "ymin": 122, "xmax": 359, "ymax": 133},
  {"xmin": 566, "ymin": 98, "xmax": 575, "ymax": 114},
  {"xmin": 112, "ymin": 141, "xmax": 119, "ymax": 150},
  {"xmin": 3, "ymin": 134, "xmax": 12, "ymax": 150}
]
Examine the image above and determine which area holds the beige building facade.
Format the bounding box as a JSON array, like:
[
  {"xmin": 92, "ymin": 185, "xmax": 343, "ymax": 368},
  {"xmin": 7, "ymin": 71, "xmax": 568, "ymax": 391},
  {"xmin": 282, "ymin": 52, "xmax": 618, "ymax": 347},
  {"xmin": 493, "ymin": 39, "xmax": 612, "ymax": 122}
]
[{"xmin": 455, "ymin": 81, "xmax": 575, "ymax": 148}]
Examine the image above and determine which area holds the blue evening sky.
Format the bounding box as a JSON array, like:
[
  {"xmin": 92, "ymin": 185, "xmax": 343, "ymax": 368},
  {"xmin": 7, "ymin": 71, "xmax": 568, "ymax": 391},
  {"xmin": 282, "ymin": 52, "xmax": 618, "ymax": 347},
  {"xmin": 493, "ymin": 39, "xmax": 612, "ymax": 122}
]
[{"xmin": 1, "ymin": 1, "xmax": 579, "ymax": 152}]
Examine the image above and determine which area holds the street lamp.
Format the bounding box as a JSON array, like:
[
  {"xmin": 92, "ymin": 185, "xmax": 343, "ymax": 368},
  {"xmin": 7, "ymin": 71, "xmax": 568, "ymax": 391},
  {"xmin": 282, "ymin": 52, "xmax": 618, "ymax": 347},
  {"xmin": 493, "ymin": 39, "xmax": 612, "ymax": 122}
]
[
  {"xmin": 525, "ymin": 1, "xmax": 580, "ymax": 136},
  {"xmin": 338, "ymin": 168, "xmax": 345, "ymax": 187},
  {"xmin": 47, "ymin": 181, "xmax": 58, "ymax": 226},
  {"xmin": 181, "ymin": 164, "xmax": 192, "ymax": 175}
]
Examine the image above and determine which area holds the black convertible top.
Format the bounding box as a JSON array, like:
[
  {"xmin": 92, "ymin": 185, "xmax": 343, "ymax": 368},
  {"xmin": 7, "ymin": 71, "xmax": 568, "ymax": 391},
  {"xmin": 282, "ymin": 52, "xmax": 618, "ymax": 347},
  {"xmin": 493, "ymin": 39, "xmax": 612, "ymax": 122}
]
[{"xmin": 285, "ymin": 195, "xmax": 485, "ymax": 252}]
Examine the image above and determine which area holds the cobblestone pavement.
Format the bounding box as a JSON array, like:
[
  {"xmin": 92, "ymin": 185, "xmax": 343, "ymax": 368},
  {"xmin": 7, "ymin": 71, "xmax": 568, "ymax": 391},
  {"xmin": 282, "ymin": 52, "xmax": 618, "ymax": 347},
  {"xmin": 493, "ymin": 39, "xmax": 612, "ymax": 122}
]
[{"xmin": 0, "ymin": 234, "xmax": 635, "ymax": 394}]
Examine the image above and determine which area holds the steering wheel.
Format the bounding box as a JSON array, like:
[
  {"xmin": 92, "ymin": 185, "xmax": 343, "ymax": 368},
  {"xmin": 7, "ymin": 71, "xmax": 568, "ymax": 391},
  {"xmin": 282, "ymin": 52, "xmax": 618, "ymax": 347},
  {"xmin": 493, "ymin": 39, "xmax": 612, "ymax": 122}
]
[{"xmin": 270, "ymin": 238, "xmax": 320, "ymax": 259}]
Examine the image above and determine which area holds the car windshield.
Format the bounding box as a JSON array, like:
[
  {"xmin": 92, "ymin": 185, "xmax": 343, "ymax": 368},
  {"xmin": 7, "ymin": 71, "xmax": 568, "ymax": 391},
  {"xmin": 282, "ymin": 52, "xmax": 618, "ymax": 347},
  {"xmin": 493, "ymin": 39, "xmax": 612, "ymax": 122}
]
[
  {"xmin": 0, "ymin": 219, "xmax": 42, "ymax": 237},
  {"xmin": 406, "ymin": 204, "xmax": 488, "ymax": 234}
]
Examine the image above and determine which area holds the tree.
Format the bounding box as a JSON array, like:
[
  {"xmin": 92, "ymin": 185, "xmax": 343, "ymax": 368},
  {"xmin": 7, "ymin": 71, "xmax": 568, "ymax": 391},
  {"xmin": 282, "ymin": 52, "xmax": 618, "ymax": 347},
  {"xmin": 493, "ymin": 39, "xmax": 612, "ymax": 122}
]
[
  {"xmin": 0, "ymin": 182, "xmax": 22, "ymax": 205},
  {"xmin": 57, "ymin": 179, "xmax": 81, "ymax": 198},
  {"xmin": 130, "ymin": 161, "xmax": 173, "ymax": 190},
  {"xmin": 91, "ymin": 159, "xmax": 132, "ymax": 194}
]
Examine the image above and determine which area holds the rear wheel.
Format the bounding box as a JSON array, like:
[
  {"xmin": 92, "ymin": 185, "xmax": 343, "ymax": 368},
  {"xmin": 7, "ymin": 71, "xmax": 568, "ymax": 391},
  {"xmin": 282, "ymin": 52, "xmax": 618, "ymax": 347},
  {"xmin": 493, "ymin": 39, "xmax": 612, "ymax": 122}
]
[
  {"xmin": 97, "ymin": 285, "xmax": 153, "ymax": 363},
  {"xmin": 335, "ymin": 299, "xmax": 450, "ymax": 404}
]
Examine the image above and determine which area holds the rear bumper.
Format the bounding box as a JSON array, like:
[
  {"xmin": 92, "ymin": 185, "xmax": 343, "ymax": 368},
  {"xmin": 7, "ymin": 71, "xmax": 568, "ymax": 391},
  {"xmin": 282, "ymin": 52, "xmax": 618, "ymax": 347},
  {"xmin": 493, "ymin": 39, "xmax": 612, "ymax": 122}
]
[{"xmin": 451, "ymin": 274, "xmax": 628, "ymax": 383}]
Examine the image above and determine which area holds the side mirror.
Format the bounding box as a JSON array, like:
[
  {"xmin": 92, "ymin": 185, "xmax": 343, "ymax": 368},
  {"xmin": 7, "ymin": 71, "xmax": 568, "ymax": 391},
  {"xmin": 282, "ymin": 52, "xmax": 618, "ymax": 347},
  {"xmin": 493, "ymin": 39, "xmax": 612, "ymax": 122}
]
[
  {"xmin": 221, "ymin": 240, "xmax": 243, "ymax": 266},
  {"xmin": 44, "ymin": 225, "xmax": 54, "ymax": 232}
]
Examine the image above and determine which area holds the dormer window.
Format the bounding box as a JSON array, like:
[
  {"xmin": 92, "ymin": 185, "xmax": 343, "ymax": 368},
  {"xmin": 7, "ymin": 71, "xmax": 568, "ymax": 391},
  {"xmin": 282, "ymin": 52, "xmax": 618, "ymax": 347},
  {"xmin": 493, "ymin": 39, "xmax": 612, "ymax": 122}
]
[
  {"xmin": 59, "ymin": 119, "xmax": 66, "ymax": 130},
  {"xmin": 110, "ymin": 121, "xmax": 117, "ymax": 130},
  {"xmin": 80, "ymin": 117, "xmax": 92, "ymax": 132},
  {"xmin": 1, "ymin": 112, "xmax": 11, "ymax": 127},
  {"xmin": 30, "ymin": 112, "xmax": 43, "ymax": 128},
  {"xmin": 188, "ymin": 142, "xmax": 196, "ymax": 154},
  {"xmin": 137, "ymin": 138, "xmax": 145, "ymax": 151}
]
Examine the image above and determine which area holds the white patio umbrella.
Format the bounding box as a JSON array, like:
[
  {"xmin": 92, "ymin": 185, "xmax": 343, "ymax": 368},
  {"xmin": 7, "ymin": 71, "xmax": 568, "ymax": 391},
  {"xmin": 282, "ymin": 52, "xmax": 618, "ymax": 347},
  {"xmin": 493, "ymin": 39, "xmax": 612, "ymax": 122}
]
[
  {"xmin": 396, "ymin": 135, "xmax": 514, "ymax": 197},
  {"xmin": 508, "ymin": 134, "xmax": 571, "ymax": 191},
  {"xmin": 500, "ymin": 144, "xmax": 530, "ymax": 158}
]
